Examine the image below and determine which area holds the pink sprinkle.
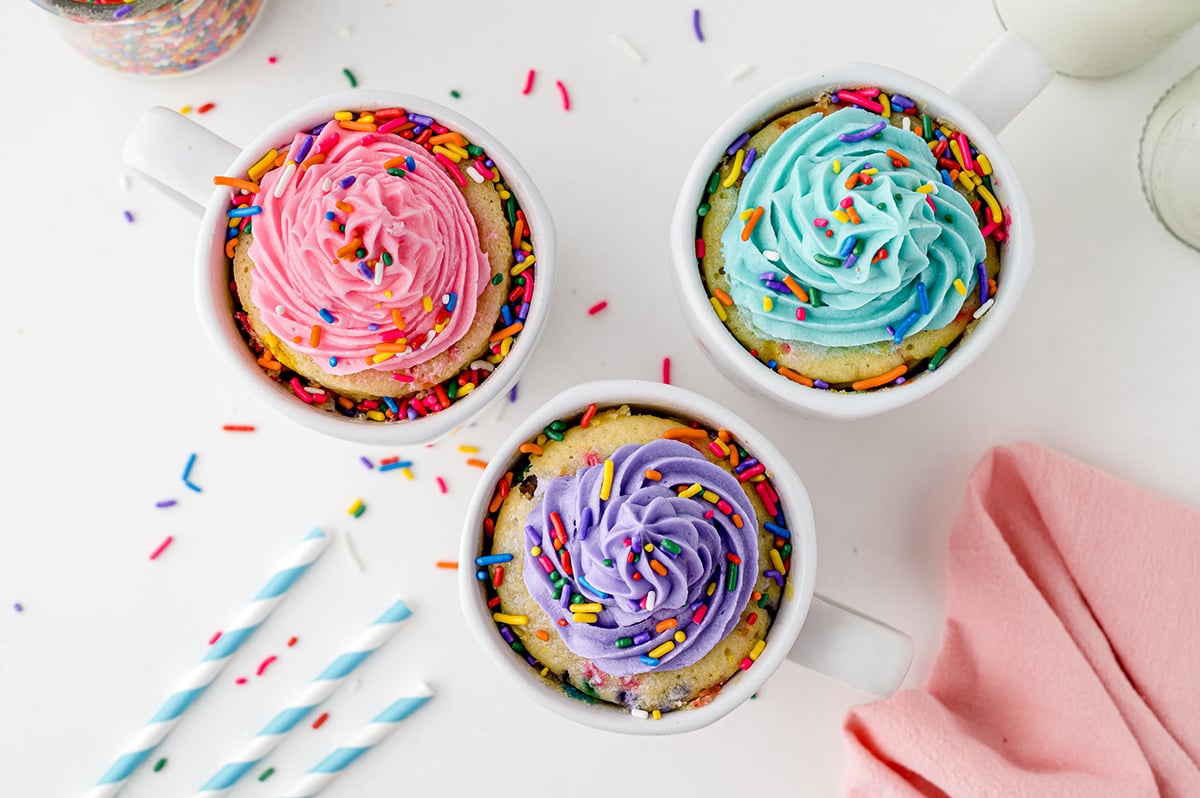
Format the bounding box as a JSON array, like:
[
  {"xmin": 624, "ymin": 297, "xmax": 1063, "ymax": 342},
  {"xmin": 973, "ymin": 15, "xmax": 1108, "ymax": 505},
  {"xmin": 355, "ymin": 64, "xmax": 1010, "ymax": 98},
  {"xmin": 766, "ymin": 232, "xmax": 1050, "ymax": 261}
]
[
  {"xmin": 839, "ymin": 197, "xmax": 854, "ymax": 209},
  {"xmin": 236, "ymin": 677, "xmax": 248, "ymax": 685},
  {"xmin": 434, "ymin": 152, "xmax": 468, "ymax": 186},
  {"xmin": 436, "ymin": 476, "xmax": 447, "ymax": 494},
  {"xmin": 695, "ymin": 239, "xmax": 705, "ymax": 258},
  {"xmin": 377, "ymin": 118, "xmax": 406, "ymax": 135},
  {"xmin": 290, "ymin": 377, "xmax": 314, "ymax": 404},
  {"xmin": 473, "ymin": 158, "xmax": 495, "ymax": 180},
  {"xmin": 256, "ymin": 655, "xmax": 278, "ymax": 677},
  {"xmin": 522, "ymin": 68, "xmax": 536, "ymax": 95},
  {"xmin": 662, "ymin": 357, "xmax": 671, "ymax": 385},
  {"xmin": 555, "ymin": 80, "xmax": 571, "ymax": 111},
  {"xmin": 813, "ymin": 218, "xmax": 828, "ymax": 227},
  {"xmin": 209, "ymin": 631, "xmax": 222, "ymax": 645},
  {"xmin": 392, "ymin": 373, "xmax": 415, "ymax": 382},
  {"xmin": 795, "ymin": 307, "xmax": 806, "ymax": 321},
  {"xmin": 587, "ymin": 300, "xmax": 608, "ymax": 316},
  {"xmin": 268, "ymin": 55, "xmax": 278, "ymax": 64},
  {"xmin": 149, "ymin": 536, "xmax": 174, "ymax": 561}
]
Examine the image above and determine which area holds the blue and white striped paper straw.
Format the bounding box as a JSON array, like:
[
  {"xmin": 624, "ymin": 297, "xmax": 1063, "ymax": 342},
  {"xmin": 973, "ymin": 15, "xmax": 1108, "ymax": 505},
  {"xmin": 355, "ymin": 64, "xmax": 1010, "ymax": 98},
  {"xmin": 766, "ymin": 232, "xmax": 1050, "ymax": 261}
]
[
  {"xmin": 86, "ymin": 527, "xmax": 330, "ymax": 798},
  {"xmin": 277, "ymin": 683, "xmax": 435, "ymax": 798},
  {"xmin": 194, "ymin": 598, "xmax": 414, "ymax": 795}
]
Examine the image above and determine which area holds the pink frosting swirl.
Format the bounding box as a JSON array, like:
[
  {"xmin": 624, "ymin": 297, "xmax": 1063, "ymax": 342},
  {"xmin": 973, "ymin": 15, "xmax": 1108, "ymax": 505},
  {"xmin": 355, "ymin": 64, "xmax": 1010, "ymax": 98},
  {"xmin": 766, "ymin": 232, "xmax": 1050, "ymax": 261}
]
[{"xmin": 247, "ymin": 124, "xmax": 490, "ymax": 375}]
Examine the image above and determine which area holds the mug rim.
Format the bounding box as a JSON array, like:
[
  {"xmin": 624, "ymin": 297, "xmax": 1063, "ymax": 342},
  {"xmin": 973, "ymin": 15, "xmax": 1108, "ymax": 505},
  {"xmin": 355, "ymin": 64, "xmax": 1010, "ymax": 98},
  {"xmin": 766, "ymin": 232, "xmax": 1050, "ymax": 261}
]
[
  {"xmin": 457, "ymin": 379, "xmax": 818, "ymax": 735},
  {"xmin": 195, "ymin": 89, "xmax": 557, "ymax": 445},
  {"xmin": 669, "ymin": 62, "xmax": 1034, "ymax": 420}
]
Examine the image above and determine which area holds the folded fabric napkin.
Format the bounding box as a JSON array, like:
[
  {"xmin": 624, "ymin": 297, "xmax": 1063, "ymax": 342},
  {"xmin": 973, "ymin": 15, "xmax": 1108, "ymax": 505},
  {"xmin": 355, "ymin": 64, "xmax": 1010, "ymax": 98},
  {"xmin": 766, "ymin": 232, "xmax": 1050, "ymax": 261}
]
[{"xmin": 844, "ymin": 442, "xmax": 1200, "ymax": 797}]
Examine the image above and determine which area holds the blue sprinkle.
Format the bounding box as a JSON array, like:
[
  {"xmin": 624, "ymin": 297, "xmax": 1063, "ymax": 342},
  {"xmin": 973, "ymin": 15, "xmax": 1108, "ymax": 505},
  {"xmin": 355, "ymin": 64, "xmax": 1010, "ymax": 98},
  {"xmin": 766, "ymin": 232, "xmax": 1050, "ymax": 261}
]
[
  {"xmin": 383, "ymin": 396, "xmax": 399, "ymax": 413},
  {"xmin": 324, "ymin": 211, "xmax": 336, "ymax": 221},
  {"xmin": 226, "ymin": 227, "xmax": 239, "ymax": 240},
  {"xmin": 405, "ymin": 156, "xmax": 416, "ymax": 171},
  {"xmin": 445, "ymin": 292, "xmax": 458, "ymax": 312},
  {"xmin": 476, "ymin": 553, "xmax": 514, "ymax": 566},
  {"xmin": 378, "ymin": 460, "xmax": 414, "ymax": 472},
  {"xmin": 763, "ymin": 521, "xmax": 791, "ymax": 539},
  {"xmin": 500, "ymin": 304, "xmax": 514, "ymax": 326},
  {"xmin": 638, "ymin": 655, "xmax": 661, "ymax": 667},
  {"xmin": 766, "ymin": 359, "xmax": 778, "ymax": 369},
  {"xmin": 367, "ymin": 323, "xmax": 379, "ymax": 331},
  {"xmin": 940, "ymin": 169, "xmax": 954, "ymax": 187},
  {"xmin": 338, "ymin": 176, "xmax": 357, "ymax": 189},
  {"xmin": 227, "ymin": 206, "xmax": 262, "ymax": 218},
  {"xmin": 837, "ymin": 236, "xmax": 858, "ymax": 258},
  {"xmin": 329, "ymin": 356, "xmax": 338, "ymax": 367},
  {"xmin": 917, "ymin": 282, "xmax": 930, "ymax": 314},
  {"xmin": 318, "ymin": 308, "xmax": 336, "ymax": 324},
  {"xmin": 475, "ymin": 570, "xmax": 488, "ymax": 581},
  {"xmin": 893, "ymin": 311, "xmax": 921, "ymax": 344},
  {"xmin": 577, "ymin": 574, "xmax": 611, "ymax": 599}
]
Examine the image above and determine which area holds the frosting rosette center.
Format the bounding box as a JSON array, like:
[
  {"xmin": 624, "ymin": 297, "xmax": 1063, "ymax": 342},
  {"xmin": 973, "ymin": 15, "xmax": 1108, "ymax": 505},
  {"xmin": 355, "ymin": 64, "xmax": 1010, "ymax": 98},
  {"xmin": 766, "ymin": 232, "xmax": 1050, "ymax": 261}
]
[
  {"xmin": 721, "ymin": 106, "xmax": 987, "ymax": 348},
  {"xmin": 248, "ymin": 126, "xmax": 490, "ymax": 376},
  {"xmin": 523, "ymin": 439, "xmax": 758, "ymax": 675}
]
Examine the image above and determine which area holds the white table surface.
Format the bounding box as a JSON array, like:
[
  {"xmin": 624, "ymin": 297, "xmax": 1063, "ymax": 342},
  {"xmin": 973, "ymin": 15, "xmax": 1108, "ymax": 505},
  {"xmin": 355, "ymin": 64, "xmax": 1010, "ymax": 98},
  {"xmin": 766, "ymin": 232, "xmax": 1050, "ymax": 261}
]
[{"xmin": 4, "ymin": 2, "xmax": 1200, "ymax": 795}]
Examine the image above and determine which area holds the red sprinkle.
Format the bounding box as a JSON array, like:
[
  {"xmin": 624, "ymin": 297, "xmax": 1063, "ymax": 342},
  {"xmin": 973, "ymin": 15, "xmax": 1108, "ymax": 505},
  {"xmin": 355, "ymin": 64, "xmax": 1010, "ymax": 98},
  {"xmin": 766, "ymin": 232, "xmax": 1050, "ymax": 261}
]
[
  {"xmin": 580, "ymin": 403, "xmax": 598, "ymax": 428},
  {"xmin": 522, "ymin": 68, "xmax": 536, "ymax": 95},
  {"xmin": 493, "ymin": 565, "xmax": 505, "ymax": 587},
  {"xmin": 587, "ymin": 300, "xmax": 608, "ymax": 316},
  {"xmin": 662, "ymin": 357, "xmax": 671, "ymax": 385},
  {"xmin": 222, "ymin": 424, "xmax": 256, "ymax": 432},
  {"xmin": 287, "ymin": 637, "xmax": 298, "ymax": 647},
  {"xmin": 149, "ymin": 536, "xmax": 174, "ymax": 561},
  {"xmin": 197, "ymin": 102, "xmax": 215, "ymax": 114},
  {"xmin": 555, "ymin": 80, "xmax": 571, "ymax": 111},
  {"xmin": 256, "ymin": 655, "xmax": 277, "ymax": 677},
  {"xmin": 312, "ymin": 712, "xmax": 329, "ymax": 729},
  {"xmin": 268, "ymin": 55, "xmax": 278, "ymax": 64},
  {"xmin": 746, "ymin": 612, "xmax": 758, "ymax": 626}
]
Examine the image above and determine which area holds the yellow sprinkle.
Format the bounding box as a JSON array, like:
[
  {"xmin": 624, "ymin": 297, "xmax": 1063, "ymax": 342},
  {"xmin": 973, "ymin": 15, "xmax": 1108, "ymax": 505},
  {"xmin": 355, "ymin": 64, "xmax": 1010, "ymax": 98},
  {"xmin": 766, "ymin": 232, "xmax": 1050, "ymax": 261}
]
[
  {"xmin": 762, "ymin": 296, "xmax": 773, "ymax": 313},
  {"xmin": 738, "ymin": 208, "xmax": 755, "ymax": 221},
  {"xmin": 458, "ymin": 383, "xmax": 475, "ymax": 396},
  {"xmin": 531, "ymin": 546, "xmax": 542, "ymax": 557},
  {"xmin": 498, "ymin": 189, "xmax": 512, "ymax": 199},
  {"xmin": 384, "ymin": 290, "xmax": 393, "ymax": 299},
  {"xmin": 520, "ymin": 241, "xmax": 533, "ymax": 252},
  {"xmin": 643, "ymin": 543, "xmax": 654, "ymax": 552},
  {"xmin": 977, "ymin": 153, "xmax": 993, "ymax": 176},
  {"xmin": 860, "ymin": 167, "xmax": 879, "ymax": 175},
  {"xmin": 334, "ymin": 111, "xmax": 353, "ymax": 121},
  {"xmin": 540, "ymin": 667, "xmax": 550, "ymax": 677},
  {"xmin": 710, "ymin": 297, "xmax": 728, "ymax": 321},
  {"xmin": 977, "ymin": 185, "xmax": 1003, "ymax": 223},
  {"xmin": 445, "ymin": 142, "xmax": 470, "ymax": 159},
  {"xmin": 371, "ymin": 352, "xmax": 394, "ymax": 364},
  {"xmin": 652, "ymin": 710, "xmax": 662, "ymax": 720},
  {"xmin": 500, "ymin": 337, "xmax": 513, "ymax": 357},
  {"xmin": 702, "ymin": 490, "xmax": 719, "ymax": 504},
  {"xmin": 648, "ymin": 640, "xmax": 675, "ymax": 659},
  {"xmin": 711, "ymin": 439, "xmax": 730, "ymax": 456},
  {"xmin": 432, "ymin": 145, "xmax": 463, "ymax": 163},
  {"xmin": 599, "ymin": 459, "xmax": 615, "ymax": 501},
  {"xmin": 180, "ymin": 105, "xmax": 193, "ymax": 114},
  {"xmin": 678, "ymin": 483, "xmax": 702, "ymax": 499},
  {"xmin": 358, "ymin": 114, "xmax": 375, "ymax": 124},
  {"xmin": 958, "ymin": 171, "xmax": 976, "ymax": 191},
  {"xmin": 367, "ymin": 410, "xmax": 386, "ymax": 422},
  {"xmin": 674, "ymin": 630, "xmax": 686, "ymax": 643},
  {"xmin": 749, "ymin": 640, "xmax": 766, "ymax": 661},
  {"xmin": 953, "ymin": 278, "xmax": 967, "ymax": 295},
  {"xmin": 228, "ymin": 217, "xmax": 240, "ymax": 229},
  {"xmin": 770, "ymin": 548, "xmax": 787, "ymax": 574},
  {"xmin": 422, "ymin": 296, "xmax": 434, "ymax": 312},
  {"xmin": 493, "ymin": 613, "xmax": 528, "ymax": 625},
  {"xmin": 832, "ymin": 159, "xmax": 841, "ymax": 174},
  {"xmin": 880, "ymin": 94, "xmax": 891, "ymax": 118},
  {"xmin": 832, "ymin": 209, "xmax": 850, "ymax": 224},
  {"xmin": 402, "ymin": 467, "xmax": 414, "ymax": 481},
  {"xmin": 573, "ymin": 612, "xmax": 599, "ymax": 624},
  {"xmin": 457, "ymin": 445, "xmax": 480, "ymax": 454},
  {"xmin": 939, "ymin": 125, "xmax": 953, "ymax": 137},
  {"xmin": 916, "ymin": 183, "xmax": 936, "ymax": 194},
  {"xmin": 722, "ymin": 149, "xmax": 746, "ymax": 188},
  {"xmin": 247, "ymin": 149, "xmax": 279, "ymax": 181},
  {"xmin": 706, "ymin": 582, "xmax": 716, "ymax": 597},
  {"xmin": 949, "ymin": 138, "xmax": 967, "ymax": 169},
  {"xmin": 346, "ymin": 499, "xmax": 364, "ymax": 515},
  {"xmin": 510, "ymin": 255, "xmax": 536, "ymax": 276},
  {"xmin": 569, "ymin": 603, "xmax": 603, "ymax": 613}
]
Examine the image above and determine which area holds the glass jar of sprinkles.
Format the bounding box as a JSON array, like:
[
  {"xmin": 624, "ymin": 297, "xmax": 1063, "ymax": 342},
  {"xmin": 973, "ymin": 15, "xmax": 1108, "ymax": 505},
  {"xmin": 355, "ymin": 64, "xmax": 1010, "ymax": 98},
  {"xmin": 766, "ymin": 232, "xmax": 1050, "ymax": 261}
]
[{"xmin": 29, "ymin": 0, "xmax": 265, "ymax": 77}]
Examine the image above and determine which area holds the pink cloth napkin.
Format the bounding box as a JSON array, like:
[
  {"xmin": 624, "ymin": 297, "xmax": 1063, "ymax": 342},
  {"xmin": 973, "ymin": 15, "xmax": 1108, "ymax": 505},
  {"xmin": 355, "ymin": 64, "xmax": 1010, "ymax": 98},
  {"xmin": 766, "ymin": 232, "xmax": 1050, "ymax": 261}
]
[{"xmin": 844, "ymin": 442, "xmax": 1200, "ymax": 797}]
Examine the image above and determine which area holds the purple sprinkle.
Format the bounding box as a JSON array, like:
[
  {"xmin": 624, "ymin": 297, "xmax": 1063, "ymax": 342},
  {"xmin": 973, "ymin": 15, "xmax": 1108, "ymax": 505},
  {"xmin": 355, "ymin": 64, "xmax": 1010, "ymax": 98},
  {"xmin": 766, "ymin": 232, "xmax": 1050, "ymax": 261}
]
[
  {"xmin": 13, "ymin": 603, "xmax": 23, "ymax": 613},
  {"xmin": 113, "ymin": 4, "xmax": 132, "ymax": 18},
  {"xmin": 484, "ymin": 159, "xmax": 495, "ymax": 169},
  {"xmin": 764, "ymin": 569, "xmax": 785, "ymax": 587},
  {"xmin": 357, "ymin": 262, "xmax": 374, "ymax": 280},
  {"xmin": 406, "ymin": 406, "xmax": 420, "ymax": 420},
  {"xmin": 559, "ymin": 588, "xmax": 572, "ymax": 608},
  {"xmin": 726, "ymin": 132, "xmax": 750, "ymax": 156},
  {"xmin": 690, "ymin": 600, "xmax": 704, "ymax": 611},
  {"xmin": 123, "ymin": 210, "xmax": 135, "ymax": 223},
  {"xmin": 633, "ymin": 631, "xmax": 652, "ymax": 646},
  {"xmin": 843, "ymin": 253, "xmax": 858, "ymax": 269},
  {"xmin": 831, "ymin": 93, "xmax": 842, "ymax": 104},
  {"xmin": 310, "ymin": 122, "xmax": 329, "ymax": 135},
  {"xmin": 525, "ymin": 526, "xmax": 541, "ymax": 546},
  {"xmin": 735, "ymin": 458, "xmax": 759, "ymax": 474},
  {"xmin": 525, "ymin": 653, "xmax": 539, "ymax": 667},
  {"xmin": 764, "ymin": 279, "xmax": 790, "ymax": 293},
  {"xmin": 360, "ymin": 456, "xmax": 375, "ymax": 469},
  {"xmin": 408, "ymin": 113, "xmax": 435, "ymax": 126},
  {"xmin": 367, "ymin": 323, "xmax": 379, "ymax": 331},
  {"xmin": 894, "ymin": 377, "xmax": 907, "ymax": 385},
  {"xmin": 499, "ymin": 627, "xmax": 516, "ymax": 644},
  {"xmin": 891, "ymin": 94, "xmax": 915, "ymax": 109},
  {"xmin": 692, "ymin": 7, "xmax": 704, "ymax": 41},
  {"xmin": 155, "ymin": 499, "xmax": 177, "ymax": 508},
  {"xmin": 977, "ymin": 262, "xmax": 989, "ymax": 304},
  {"xmin": 517, "ymin": 302, "xmax": 530, "ymax": 321},
  {"xmin": 838, "ymin": 121, "xmax": 889, "ymax": 143},
  {"xmin": 813, "ymin": 379, "xmax": 830, "ymax": 390},
  {"xmin": 338, "ymin": 175, "xmax": 357, "ymax": 189},
  {"xmin": 509, "ymin": 384, "xmax": 519, "ymax": 402},
  {"xmin": 292, "ymin": 134, "xmax": 314, "ymax": 164},
  {"xmin": 759, "ymin": 271, "xmax": 776, "ymax": 281},
  {"xmin": 862, "ymin": 161, "xmax": 874, "ymax": 170},
  {"xmin": 742, "ymin": 147, "xmax": 757, "ymax": 173}
]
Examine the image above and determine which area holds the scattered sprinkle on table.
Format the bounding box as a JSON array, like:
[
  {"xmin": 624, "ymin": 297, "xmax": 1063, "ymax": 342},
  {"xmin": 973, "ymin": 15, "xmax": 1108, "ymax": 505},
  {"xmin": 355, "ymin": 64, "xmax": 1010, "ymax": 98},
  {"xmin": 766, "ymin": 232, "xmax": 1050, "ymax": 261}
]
[
  {"xmin": 268, "ymin": 55, "xmax": 277, "ymax": 64},
  {"xmin": 312, "ymin": 712, "xmax": 329, "ymax": 729},
  {"xmin": 588, "ymin": 300, "xmax": 608, "ymax": 316},
  {"xmin": 13, "ymin": 603, "xmax": 23, "ymax": 613},
  {"xmin": 347, "ymin": 498, "xmax": 366, "ymax": 518},
  {"xmin": 197, "ymin": 102, "xmax": 215, "ymax": 114},
  {"xmin": 123, "ymin": 210, "xmax": 135, "ymax": 223},
  {"xmin": 222, "ymin": 424, "xmax": 255, "ymax": 432},
  {"xmin": 728, "ymin": 64, "xmax": 753, "ymax": 82},
  {"xmin": 343, "ymin": 67, "xmax": 358, "ymax": 87},
  {"xmin": 258, "ymin": 767, "xmax": 275, "ymax": 782},
  {"xmin": 509, "ymin": 384, "xmax": 519, "ymax": 402},
  {"xmin": 436, "ymin": 561, "xmax": 459, "ymax": 570},
  {"xmin": 236, "ymin": 677, "xmax": 248, "ymax": 685},
  {"xmin": 693, "ymin": 8, "xmax": 704, "ymax": 41},
  {"xmin": 435, "ymin": 477, "xmax": 448, "ymax": 494},
  {"xmin": 181, "ymin": 452, "xmax": 202, "ymax": 493},
  {"xmin": 611, "ymin": 32, "xmax": 645, "ymax": 63},
  {"xmin": 256, "ymin": 655, "xmax": 278, "ymax": 677},
  {"xmin": 287, "ymin": 636, "xmax": 298, "ymax": 647},
  {"xmin": 341, "ymin": 531, "xmax": 365, "ymax": 573},
  {"xmin": 155, "ymin": 499, "xmax": 177, "ymax": 509},
  {"xmin": 209, "ymin": 631, "xmax": 222, "ymax": 645},
  {"xmin": 153, "ymin": 757, "xmax": 167, "ymax": 773},
  {"xmin": 450, "ymin": 89, "xmax": 461, "ymax": 99},
  {"xmin": 359, "ymin": 456, "xmax": 374, "ymax": 469},
  {"xmin": 378, "ymin": 460, "xmax": 413, "ymax": 473},
  {"xmin": 522, "ymin": 68, "xmax": 536, "ymax": 95},
  {"xmin": 466, "ymin": 458, "xmax": 489, "ymax": 469},
  {"xmin": 662, "ymin": 357, "xmax": 672, "ymax": 384},
  {"xmin": 457, "ymin": 445, "xmax": 480, "ymax": 454},
  {"xmin": 149, "ymin": 536, "xmax": 174, "ymax": 561},
  {"xmin": 555, "ymin": 79, "xmax": 571, "ymax": 111}
]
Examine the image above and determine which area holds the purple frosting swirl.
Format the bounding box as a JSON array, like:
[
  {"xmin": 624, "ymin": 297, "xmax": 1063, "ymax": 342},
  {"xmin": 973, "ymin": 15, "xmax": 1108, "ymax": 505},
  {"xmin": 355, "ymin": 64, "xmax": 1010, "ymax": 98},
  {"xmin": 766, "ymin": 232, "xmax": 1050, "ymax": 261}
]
[{"xmin": 523, "ymin": 438, "xmax": 758, "ymax": 675}]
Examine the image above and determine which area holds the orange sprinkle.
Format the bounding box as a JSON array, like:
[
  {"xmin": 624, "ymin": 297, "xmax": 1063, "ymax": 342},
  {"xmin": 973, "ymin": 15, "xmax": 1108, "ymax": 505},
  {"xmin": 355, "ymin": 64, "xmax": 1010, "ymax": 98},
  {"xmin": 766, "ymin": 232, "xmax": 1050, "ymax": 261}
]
[
  {"xmin": 729, "ymin": 447, "xmax": 739, "ymax": 468},
  {"xmin": 731, "ymin": 514, "xmax": 744, "ymax": 528},
  {"xmin": 886, "ymin": 149, "xmax": 910, "ymax": 167},
  {"xmin": 225, "ymin": 237, "xmax": 238, "ymax": 258},
  {"xmin": 519, "ymin": 442, "xmax": 544, "ymax": 455},
  {"xmin": 383, "ymin": 156, "xmax": 408, "ymax": 170},
  {"xmin": 373, "ymin": 342, "xmax": 408, "ymax": 353},
  {"xmin": 338, "ymin": 120, "xmax": 378, "ymax": 131},
  {"xmin": 751, "ymin": 591, "xmax": 762, "ymax": 601},
  {"xmin": 712, "ymin": 287, "xmax": 734, "ymax": 307},
  {"xmin": 535, "ymin": 629, "xmax": 550, "ymax": 642},
  {"xmin": 336, "ymin": 237, "xmax": 363, "ymax": 259},
  {"xmin": 655, "ymin": 618, "xmax": 677, "ymax": 633},
  {"xmin": 649, "ymin": 559, "xmax": 668, "ymax": 577},
  {"xmin": 846, "ymin": 206, "xmax": 862, "ymax": 225},
  {"xmin": 466, "ymin": 458, "xmax": 489, "ymax": 469},
  {"xmin": 429, "ymin": 132, "xmax": 468, "ymax": 147},
  {"xmin": 337, "ymin": 396, "xmax": 355, "ymax": 410},
  {"xmin": 511, "ymin": 217, "xmax": 525, "ymax": 250},
  {"xmin": 844, "ymin": 173, "xmax": 860, "ymax": 190},
  {"xmin": 852, "ymin": 364, "xmax": 908, "ymax": 391},
  {"xmin": 299, "ymin": 152, "xmax": 326, "ymax": 171},
  {"xmin": 391, "ymin": 309, "xmax": 405, "ymax": 329},
  {"xmin": 717, "ymin": 429, "xmax": 731, "ymax": 442},
  {"xmin": 273, "ymin": 149, "xmax": 289, "ymax": 168},
  {"xmin": 213, "ymin": 176, "xmax": 261, "ymax": 193},
  {"xmin": 781, "ymin": 275, "xmax": 809, "ymax": 303},
  {"xmin": 489, "ymin": 322, "xmax": 523, "ymax": 343},
  {"xmin": 643, "ymin": 469, "xmax": 662, "ymax": 481},
  {"xmin": 435, "ymin": 561, "xmax": 459, "ymax": 569},
  {"xmin": 777, "ymin": 366, "xmax": 814, "ymax": 387},
  {"xmin": 310, "ymin": 325, "xmax": 321, "ymax": 347},
  {"xmin": 257, "ymin": 352, "xmax": 281, "ymax": 370},
  {"xmin": 662, "ymin": 427, "xmax": 708, "ymax": 441},
  {"xmin": 740, "ymin": 205, "xmax": 764, "ymax": 242},
  {"xmin": 335, "ymin": 200, "xmax": 354, "ymax": 213}
]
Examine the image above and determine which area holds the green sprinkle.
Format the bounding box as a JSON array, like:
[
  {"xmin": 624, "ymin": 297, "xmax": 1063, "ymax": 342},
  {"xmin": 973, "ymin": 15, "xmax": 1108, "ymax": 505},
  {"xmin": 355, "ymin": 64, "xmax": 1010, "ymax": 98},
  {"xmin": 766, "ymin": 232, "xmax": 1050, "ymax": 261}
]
[
  {"xmin": 814, "ymin": 253, "xmax": 841, "ymax": 268},
  {"xmin": 387, "ymin": 168, "xmax": 407, "ymax": 177},
  {"xmin": 446, "ymin": 381, "xmax": 459, "ymax": 399},
  {"xmin": 943, "ymin": 214, "xmax": 955, "ymax": 223},
  {"xmin": 571, "ymin": 593, "xmax": 585, "ymax": 605},
  {"xmin": 258, "ymin": 767, "xmax": 275, "ymax": 782},
  {"xmin": 852, "ymin": 239, "xmax": 865, "ymax": 256},
  {"xmin": 894, "ymin": 193, "xmax": 902, "ymax": 201},
  {"xmin": 352, "ymin": 504, "xmax": 366, "ymax": 518},
  {"xmin": 381, "ymin": 252, "xmax": 393, "ymax": 266},
  {"xmin": 343, "ymin": 68, "xmax": 358, "ymax": 87},
  {"xmin": 504, "ymin": 196, "xmax": 517, "ymax": 226},
  {"xmin": 615, "ymin": 636, "xmax": 633, "ymax": 649},
  {"xmin": 726, "ymin": 562, "xmax": 739, "ymax": 592},
  {"xmin": 467, "ymin": 144, "xmax": 485, "ymax": 157},
  {"xmin": 549, "ymin": 420, "xmax": 567, "ymax": 431},
  {"xmin": 697, "ymin": 202, "xmax": 711, "ymax": 217},
  {"xmin": 562, "ymin": 683, "xmax": 598, "ymax": 704},
  {"xmin": 243, "ymin": 221, "xmax": 252, "ymax": 234},
  {"xmin": 544, "ymin": 428, "xmax": 564, "ymax": 442},
  {"xmin": 877, "ymin": 202, "xmax": 887, "ymax": 210},
  {"xmin": 450, "ymin": 89, "xmax": 461, "ymax": 98},
  {"xmin": 921, "ymin": 114, "xmax": 932, "ymax": 140},
  {"xmin": 514, "ymin": 275, "xmax": 526, "ymax": 286},
  {"xmin": 603, "ymin": 558, "xmax": 614, "ymax": 567},
  {"xmin": 491, "ymin": 273, "xmax": 504, "ymax": 285},
  {"xmin": 928, "ymin": 346, "xmax": 949, "ymax": 371},
  {"xmin": 338, "ymin": 224, "xmax": 345, "ymax": 232},
  {"xmin": 706, "ymin": 171, "xmax": 721, "ymax": 194},
  {"xmin": 355, "ymin": 247, "xmax": 367, "ymax": 258},
  {"xmin": 552, "ymin": 586, "xmax": 562, "ymax": 600},
  {"xmin": 809, "ymin": 287, "xmax": 821, "ymax": 307},
  {"xmin": 511, "ymin": 639, "xmax": 526, "ymax": 654},
  {"xmin": 153, "ymin": 758, "xmax": 167, "ymax": 773},
  {"xmin": 660, "ymin": 539, "xmax": 682, "ymax": 555},
  {"xmin": 780, "ymin": 542, "xmax": 792, "ymax": 560}
]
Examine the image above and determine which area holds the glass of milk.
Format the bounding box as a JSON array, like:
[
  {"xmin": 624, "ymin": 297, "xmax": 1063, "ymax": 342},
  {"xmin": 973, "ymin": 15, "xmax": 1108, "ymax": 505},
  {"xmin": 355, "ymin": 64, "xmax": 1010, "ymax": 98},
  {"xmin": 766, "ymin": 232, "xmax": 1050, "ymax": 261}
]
[{"xmin": 1140, "ymin": 67, "xmax": 1200, "ymax": 251}]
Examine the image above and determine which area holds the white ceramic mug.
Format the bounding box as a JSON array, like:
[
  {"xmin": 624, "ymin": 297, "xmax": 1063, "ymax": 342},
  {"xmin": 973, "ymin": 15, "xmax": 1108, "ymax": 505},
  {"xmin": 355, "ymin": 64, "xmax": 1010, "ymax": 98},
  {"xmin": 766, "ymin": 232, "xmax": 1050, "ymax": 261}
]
[
  {"xmin": 669, "ymin": 33, "xmax": 1052, "ymax": 421},
  {"xmin": 458, "ymin": 380, "xmax": 913, "ymax": 735},
  {"xmin": 124, "ymin": 90, "xmax": 556, "ymax": 445}
]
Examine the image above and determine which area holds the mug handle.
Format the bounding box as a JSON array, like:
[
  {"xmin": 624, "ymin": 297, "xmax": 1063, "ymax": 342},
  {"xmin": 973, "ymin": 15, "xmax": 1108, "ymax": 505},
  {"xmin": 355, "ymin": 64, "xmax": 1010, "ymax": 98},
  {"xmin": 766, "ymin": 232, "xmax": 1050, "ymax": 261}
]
[
  {"xmin": 124, "ymin": 107, "xmax": 242, "ymax": 208},
  {"xmin": 785, "ymin": 594, "xmax": 913, "ymax": 697},
  {"xmin": 949, "ymin": 30, "xmax": 1055, "ymax": 134}
]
